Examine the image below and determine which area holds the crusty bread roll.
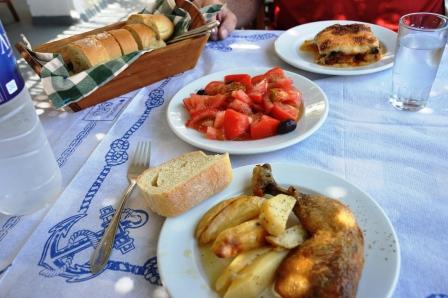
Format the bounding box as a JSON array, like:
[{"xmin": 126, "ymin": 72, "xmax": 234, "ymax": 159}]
[
  {"xmin": 137, "ymin": 151, "xmax": 233, "ymax": 217},
  {"xmin": 127, "ymin": 13, "xmax": 174, "ymax": 41},
  {"xmin": 108, "ymin": 29, "xmax": 139, "ymax": 55},
  {"xmin": 66, "ymin": 37, "xmax": 110, "ymax": 73},
  {"xmin": 93, "ymin": 32, "xmax": 122, "ymax": 60},
  {"xmin": 123, "ymin": 24, "xmax": 165, "ymax": 50}
]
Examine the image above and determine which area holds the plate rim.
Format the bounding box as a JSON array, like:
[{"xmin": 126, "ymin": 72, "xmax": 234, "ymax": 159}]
[
  {"xmin": 274, "ymin": 20, "xmax": 398, "ymax": 76},
  {"xmin": 166, "ymin": 67, "xmax": 329, "ymax": 155},
  {"xmin": 158, "ymin": 162, "xmax": 401, "ymax": 298}
]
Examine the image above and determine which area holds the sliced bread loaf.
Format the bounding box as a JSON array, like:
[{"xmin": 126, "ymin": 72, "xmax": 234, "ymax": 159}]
[
  {"xmin": 108, "ymin": 29, "xmax": 139, "ymax": 55},
  {"xmin": 123, "ymin": 24, "xmax": 165, "ymax": 50},
  {"xmin": 127, "ymin": 14, "xmax": 174, "ymax": 41},
  {"xmin": 93, "ymin": 32, "xmax": 122, "ymax": 60},
  {"xmin": 137, "ymin": 151, "xmax": 233, "ymax": 217},
  {"xmin": 66, "ymin": 37, "xmax": 110, "ymax": 73}
]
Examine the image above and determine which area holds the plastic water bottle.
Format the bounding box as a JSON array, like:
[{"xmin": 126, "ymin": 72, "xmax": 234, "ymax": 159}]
[{"xmin": 0, "ymin": 20, "xmax": 62, "ymax": 215}]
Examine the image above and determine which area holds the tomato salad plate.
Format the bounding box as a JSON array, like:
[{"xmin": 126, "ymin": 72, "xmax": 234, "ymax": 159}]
[
  {"xmin": 167, "ymin": 67, "xmax": 328, "ymax": 154},
  {"xmin": 275, "ymin": 20, "xmax": 397, "ymax": 76},
  {"xmin": 158, "ymin": 163, "xmax": 400, "ymax": 298}
]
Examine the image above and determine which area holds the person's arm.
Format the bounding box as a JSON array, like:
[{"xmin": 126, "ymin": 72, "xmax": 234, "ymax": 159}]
[{"xmin": 194, "ymin": 0, "xmax": 260, "ymax": 40}]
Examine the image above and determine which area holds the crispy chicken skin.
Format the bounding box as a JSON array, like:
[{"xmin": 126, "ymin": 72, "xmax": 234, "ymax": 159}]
[
  {"xmin": 252, "ymin": 164, "xmax": 364, "ymax": 298},
  {"xmin": 275, "ymin": 195, "xmax": 364, "ymax": 298}
]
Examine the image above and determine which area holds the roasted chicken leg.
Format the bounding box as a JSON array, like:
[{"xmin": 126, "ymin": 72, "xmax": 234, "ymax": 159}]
[{"xmin": 252, "ymin": 164, "xmax": 364, "ymax": 298}]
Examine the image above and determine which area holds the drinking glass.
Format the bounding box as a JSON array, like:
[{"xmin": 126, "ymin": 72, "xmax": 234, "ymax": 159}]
[{"xmin": 389, "ymin": 13, "xmax": 448, "ymax": 111}]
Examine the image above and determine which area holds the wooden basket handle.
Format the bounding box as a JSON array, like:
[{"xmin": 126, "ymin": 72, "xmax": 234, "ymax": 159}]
[
  {"xmin": 176, "ymin": 0, "xmax": 206, "ymax": 28},
  {"xmin": 15, "ymin": 41, "xmax": 43, "ymax": 76}
]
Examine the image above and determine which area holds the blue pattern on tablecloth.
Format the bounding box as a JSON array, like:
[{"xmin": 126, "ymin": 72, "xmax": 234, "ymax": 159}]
[{"xmin": 37, "ymin": 78, "xmax": 170, "ymax": 284}]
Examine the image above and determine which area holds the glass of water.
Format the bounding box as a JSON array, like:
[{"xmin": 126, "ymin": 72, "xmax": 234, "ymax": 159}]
[{"xmin": 389, "ymin": 13, "xmax": 448, "ymax": 111}]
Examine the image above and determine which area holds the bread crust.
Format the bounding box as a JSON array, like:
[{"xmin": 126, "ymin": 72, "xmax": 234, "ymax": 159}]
[
  {"xmin": 67, "ymin": 37, "xmax": 110, "ymax": 73},
  {"xmin": 127, "ymin": 14, "xmax": 174, "ymax": 41},
  {"xmin": 137, "ymin": 153, "xmax": 233, "ymax": 217},
  {"xmin": 124, "ymin": 24, "xmax": 159, "ymax": 50},
  {"xmin": 108, "ymin": 29, "xmax": 139, "ymax": 55},
  {"xmin": 93, "ymin": 32, "xmax": 122, "ymax": 60}
]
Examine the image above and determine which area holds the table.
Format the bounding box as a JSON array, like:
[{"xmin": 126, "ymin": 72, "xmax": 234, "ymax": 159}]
[{"xmin": 0, "ymin": 30, "xmax": 447, "ymax": 298}]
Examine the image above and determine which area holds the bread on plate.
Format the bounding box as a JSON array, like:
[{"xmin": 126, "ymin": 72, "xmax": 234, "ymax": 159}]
[{"xmin": 137, "ymin": 151, "xmax": 233, "ymax": 217}]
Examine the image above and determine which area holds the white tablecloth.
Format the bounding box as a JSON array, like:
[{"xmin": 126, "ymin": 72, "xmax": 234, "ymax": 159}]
[{"xmin": 0, "ymin": 30, "xmax": 447, "ymax": 298}]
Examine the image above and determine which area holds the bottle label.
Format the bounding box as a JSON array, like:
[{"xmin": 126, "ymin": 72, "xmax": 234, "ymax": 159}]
[{"xmin": 0, "ymin": 21, "xmax": 25, "ymax": 106}]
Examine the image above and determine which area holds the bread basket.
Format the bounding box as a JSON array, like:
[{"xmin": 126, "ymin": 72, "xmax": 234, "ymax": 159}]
[{"xmin": 16, "ymin": 0, "xmax": 208, "ymax": 112}]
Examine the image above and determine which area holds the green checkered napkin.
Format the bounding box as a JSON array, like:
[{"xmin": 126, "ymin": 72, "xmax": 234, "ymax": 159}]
[{"xmin": 28, "ymin": 0, "xmax": 221, "ymax": 109}]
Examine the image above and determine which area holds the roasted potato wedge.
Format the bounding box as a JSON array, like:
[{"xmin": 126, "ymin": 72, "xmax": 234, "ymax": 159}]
[
  {"xmin": 199, "ymin": 196, "xmax": 265, "ymax": 245},
  {"xmin": 266, "ymin": 224, "xmax": 307, "ymax": 249},
  {"xmin": 212, "ymin": 219, "xmax": 267, "ymax": 258},
  {"xmin": 215, "ymin": 247, "xmax": 271, "ymax": 292},
  {"xmin": 259, "ymin": 194, "xmax": 296, "ymax": 236},
  {"xmin": 195, "ymin": 197, "xmax": 239, "ymax": 240},
  {"xmin": 223, "ymin": 249, "xmax": 289, "ymax": 298}
]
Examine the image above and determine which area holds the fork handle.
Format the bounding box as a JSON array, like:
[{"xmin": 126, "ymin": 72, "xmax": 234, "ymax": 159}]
[{"xmin": 90, "ymin": 180, "xmax": 137, "ymax": 274}]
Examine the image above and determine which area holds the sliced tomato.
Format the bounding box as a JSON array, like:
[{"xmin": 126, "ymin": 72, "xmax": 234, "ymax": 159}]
[
  {"xmin": 183, "ymin": 94, "xmax": 226, "ymax": 114},
  {"xmin": 282, "ymin": 88, "xmax": 302, "ymax": 107},
  {"xmin": 223, "ymin": 109, "xmax": 250, "ymax": 140},
  {"xmin": 265, "ymin": 67, "xmax": 286, "ymax": 82},
  {"xmin": 186, "ymin": 108, "xmax": 218, "ymax": 132},
  {"xmin": 204, "ymin": 81, "xmax": 226, "ymax": 95},
  {"xmin": 268, "ymin": 87, "xmax": 302, "ymax": 107},
  {"xmin": 269, "ymin": 88, "xmax": 289, "ymax": 102},
  {"xmin": 248, "ymin": 91, "xmax": 263, "ymax": 104},
  {"xmin": 270, "ymin": 103, "xmax": 299, "ymax": 121},
  {"xmin": 206, "ymin": 127, "xmax": 225, "ymax": 140},
  {"xmin": 228, "ymin": 99, "xmax": 252, "ymax": 115},
  {"xmin": 214, "ymin": 110, "xmax": 225, "ymax": 128},
  {"xmin": 252, "ymin": 78, "xmax": 268, "ymax": 94},
  {"xmin": 251, "ymin": 74, "xmax": 266, "ymax": 85},
  {"xmin": 224, "ymin": 74, "xmax": 252, "ymax": 91},
  {"xmin": 268, "ymin": 78, "xmax": 293, "ymax": 89},
  {"xmin": 231, "ymin": 90, "xmax": 252, "ymax": 104},
  {"xmin": 251, "ymin": 102, "xmax": 265, "ymax": 113},
  {"xmin": 250, "ymin": 115, "xmax": 280, "ymax": 139},
  {"xmin": 225, "ymin": 81, "xmax": 247, "ymax": 93},
  {"xmin": 262, "ymin": 94, "xmax": 274, "ymax": 113}
]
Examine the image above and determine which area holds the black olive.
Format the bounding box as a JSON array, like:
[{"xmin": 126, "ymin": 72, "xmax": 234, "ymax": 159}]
[
  {"xmin": 278, "ymin": 120, "xmax": 297, "ymax": 134},
  {"xmin": 196, "ymin": 89, "xmax": 206, "ymax": 95}
]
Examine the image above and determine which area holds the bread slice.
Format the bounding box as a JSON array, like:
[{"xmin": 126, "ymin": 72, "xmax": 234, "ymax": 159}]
[
  {"xmin": 66, "ymin": 37, "xmax": 110, "ymax": 73},
  {"xmin": 127, "ymin": 13, "xmax": 174, "ymax": 41},
  {"xmin": 137, "ymin": 151, "xmax": 233, "ymax": 217},
  {"xmin": 123, "ymin": 23, "xmax": 166, "ymax": 50},
  {"xmin": 108, "ymin": 29, "xmax": 139, "ymax": 55},
  {"xmin": 93, "ymin": 32, "xmax": 122, "ymax": 60}
]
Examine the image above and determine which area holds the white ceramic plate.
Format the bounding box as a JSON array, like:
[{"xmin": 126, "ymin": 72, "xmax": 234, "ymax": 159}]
[
  {"xmin": 167, "ymin": 68, "xmax": 328, "ymax": 155},
  {"xmin": 275, "ymin": 20, "xmax": 397, "ymax": 75},
  {"xmin": 158, "ymin": 163, "xmax": 401, "ymax": 298}
]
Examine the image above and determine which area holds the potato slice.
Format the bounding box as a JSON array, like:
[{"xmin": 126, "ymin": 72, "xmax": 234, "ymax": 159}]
[
  {"xmin": 266, "ymin": 224, "xmax": 307, "ymax": 249},
  {"xmin": 223, "ymin": 249, "xmax": 289, "ymax": 298},
  {"xmin": 212, "ymin": 219, "xmax": 267, "ymax": 258},
  {"xmin": 199, "ymin": 196, "xmax": 265, "ymax": 245},
  {"xmin": 215, "ymin": 247, "xmax": 271, "ymax": 292},
  {"xmin": 259, "ymin": 194, "xmax": 296, "ymax": 236},
  {"xmin": 195, "ymin": 197, "xmax": 239, "ymax": 240}
]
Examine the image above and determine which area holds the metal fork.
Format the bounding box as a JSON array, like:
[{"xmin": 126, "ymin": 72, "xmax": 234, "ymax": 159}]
[{"xmin": 90, "ymin": 141, "xmax": 151, "ymax": 274}]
